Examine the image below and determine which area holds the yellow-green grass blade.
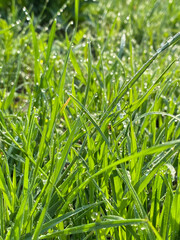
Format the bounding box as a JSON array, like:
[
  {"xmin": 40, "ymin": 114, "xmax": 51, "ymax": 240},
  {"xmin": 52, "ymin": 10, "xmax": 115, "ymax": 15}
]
[
  {"xmin": 39, "ymin": 219, "xmax": 147, "ymax": 238},
  {"xmin": 69, "ymin": 93, "xmax": 110, "ymax": 146},
  {"xmin": 60, "ymin": 139, "xmax": 180, "ymax": 213},
  {"xmin": 45, "ymin": 19, "xmax": 56, "ymax": 64},
  {"xmin": 101, "ymin": 32, "xmax": 180, "ymax": 122}
]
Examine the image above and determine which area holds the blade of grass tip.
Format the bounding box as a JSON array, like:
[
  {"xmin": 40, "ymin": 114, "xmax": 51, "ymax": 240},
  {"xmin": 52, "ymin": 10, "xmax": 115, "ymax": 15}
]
[
  {"xmin": 84, "ymin": 41, "xmax": 92, "ymax": 105},
  {"xmin": 39, "ymin": 219, "xmax": 147, "ymax": 238},
  {"xmin": 100, "ymin": 31, "xmax": 180, "ymax": 123},
  {"xmin": 118, "ymin": 33, "xmax": 126, "ymax": 59},
  {"xmin": 65, "ymin": 21, "xmax": 86, "ymax": 85},
  {"xmin": 75, "ymin": 0, "xmax": 79, "ymax": 29},
  {"xmin": 70, "ymin": 49, "xmax": 86, "ymax": 85},
  {"xmin": 46, "ymin": 32, "xmax": 74, "ymax": 140},
  {"xmin": 58, "ymin": 46, "xmax": 71, "ymax": 102},
  {"xmin": 5, "ymin": 229, "xmax": 11, "ymax": 240},
  {"xmin": 46, "ymin": 19, "xmax": 56, "ymax": 65},
  {"xmin": 30, "ymin": 18, "xmax": 40, "ymax": 85},
  {"xmin": 68, "ymin": 93, "xmax": 110, "ymax": 146},
  {"xmin": 46, "ymin": 98, "xmax": 59, "ymax": 143}
]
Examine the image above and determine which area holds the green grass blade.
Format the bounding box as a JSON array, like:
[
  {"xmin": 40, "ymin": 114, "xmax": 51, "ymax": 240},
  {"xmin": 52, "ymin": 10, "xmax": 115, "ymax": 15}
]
[
  {"xmin": 129, "ymin": 59, "xmax": 178, "ymax": 112},
  {"xmin": 0, "ymin": 192, "xmax": 4, "ymax": 238},
  {"xmin": 30, "ymin": 20, "xmax": 40, "ymax": 84},
  {"xmin": 84, "ymin": 41, "xmax": 92, "ymax": 105},
  {"xmin": 61, "ymin": 139, "xmax": 180, "ymax": 213},
  {"xmin": 101, "ymin": 32, "xmax": 180, "ymax": 122},
  {"xmin": 39, "ymin": 219, "xmax": 147, "ymax": 238},
  {"xmin": 75, "ymin": 0, "xmax": 79, "ymax": 28},
  {"xmin": 46, "ymin": 19, "xmax": 56, "ymax": 64},
  {"xmin": 21, "ymin": 202, "xmax": 103, "ymax": 240},
  {"xmin": 69, "ymin": 93, "xmax": 110, "ymax": 146},
  {"xmin": 0, "ymin": 166, "xmax": 12, "ymax": 211},
  {"xmin": 11, "ymin": 193, "xmax": 28, "ymax": 240},
  {"xmin": 148, "ymin": 221, "xmax": 163, "ymax": 240},
  {"xmin": 70, "ymin": 49, "xmax": 86, "ymax": 85}
]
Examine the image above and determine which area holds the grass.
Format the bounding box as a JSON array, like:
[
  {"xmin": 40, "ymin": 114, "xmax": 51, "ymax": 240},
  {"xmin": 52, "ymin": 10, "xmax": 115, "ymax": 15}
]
[{"xmin": 0, "ymin": 0, "xmax": 180, "ymax": 239}]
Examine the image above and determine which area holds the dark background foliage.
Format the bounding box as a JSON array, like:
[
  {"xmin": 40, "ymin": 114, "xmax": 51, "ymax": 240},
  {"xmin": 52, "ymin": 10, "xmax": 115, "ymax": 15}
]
[{"xmin": 0, "ymin": 0, "xmax": 95, "ymax": 27}]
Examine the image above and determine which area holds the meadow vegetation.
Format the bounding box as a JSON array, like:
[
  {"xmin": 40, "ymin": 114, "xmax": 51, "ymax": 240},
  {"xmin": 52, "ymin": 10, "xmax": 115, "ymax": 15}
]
[{"xmin": 0, "ymin": 0, "xmax": 180, "ymax": 239}]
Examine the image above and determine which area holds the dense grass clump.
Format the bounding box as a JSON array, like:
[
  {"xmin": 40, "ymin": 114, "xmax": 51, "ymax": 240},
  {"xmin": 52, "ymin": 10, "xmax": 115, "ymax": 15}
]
[{"xmin": 0, "ymin": 0, "xmax": 180, "ymax": 239}]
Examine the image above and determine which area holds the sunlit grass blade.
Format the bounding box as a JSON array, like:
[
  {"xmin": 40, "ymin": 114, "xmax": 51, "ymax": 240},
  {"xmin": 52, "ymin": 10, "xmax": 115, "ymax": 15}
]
[
  {"xmin": 10, "ymin": 193, "xmax": 28, "ymax": 240},
  {"xmin": 53, "ymin": 118, "xmax": 82, "ymax": 184},
  {"xmin": 60, "ymin": 139, "xmax": 180, "ymax": 213},
  {"xmin": 69, "ymin": 93, "xmax": 110, "ymax": 146},
  {"xmin": 30, "ymin": 19, "xmax": 40, "ymax": 84},
  {"xmin": 147, "ymin": 221, "xmax": 163, "ymax": 240},
  {"xmin": 0, "ymin": 166, "xmax": 12, "ymax": 211},
  {"xmin": 21, "ymin": 202, "xmax": 103, "ymax": 240},
  {"xmin": 39, "ymin": 219, "xmax": 147, "ymax": 238},
  {"xmin": 84, "ymin": 41, "xmax": 92, "ymax": 105},
  {"xmin": 101, "ymin": 32, "xmax": 180, "ymax": 122},
  {"xmin": 45, "ymin": 19, "xmax": 56, "ymax": 64},
  {"xmin": 129, "ymin": 59, "xmax": 178, "ymax": 112},
  {"xmin": 116, "ymin": 168, "xmax": 155, "ymax": 239},
  {"xmin": 70, "ymin": 49, "xmax": 86, "ymax": 85}
]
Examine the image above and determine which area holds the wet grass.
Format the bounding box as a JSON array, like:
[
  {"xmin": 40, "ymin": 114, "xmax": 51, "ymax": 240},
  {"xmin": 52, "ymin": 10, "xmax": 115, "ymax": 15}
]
[{"xmin": 0, "ymin": 0, "xmax": 180, "ymax": 239}]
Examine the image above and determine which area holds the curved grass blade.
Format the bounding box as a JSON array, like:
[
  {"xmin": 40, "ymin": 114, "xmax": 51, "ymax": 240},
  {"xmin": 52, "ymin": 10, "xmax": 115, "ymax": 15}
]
[
  {"xmin": 101, "ymin": 32, "xmax": 180, "ymax": 122},
  {"xmin": 39, "ymin": 219, "xmax": 147, "ymax": 238},
  {"xmin": 20, "ymin": 202, "xmax": 103, "ymax": 240},
  {"xmin": 116, "ymin": 168, "xmax": 155, "ymax": 239},
  {"xmin": 61, "ymin": 139, "xmax": 180, "ymax": 213},
  {"xmin": 69, "ymin": 93, "xmax": 110, "ymax": 146},
  {"xmin": 129, "ymin": 59, "xmax": 178, "ymax": 112},
  {"xmin": 148, "ymin": 221, "xmax": 163, "ymax": 240}
]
